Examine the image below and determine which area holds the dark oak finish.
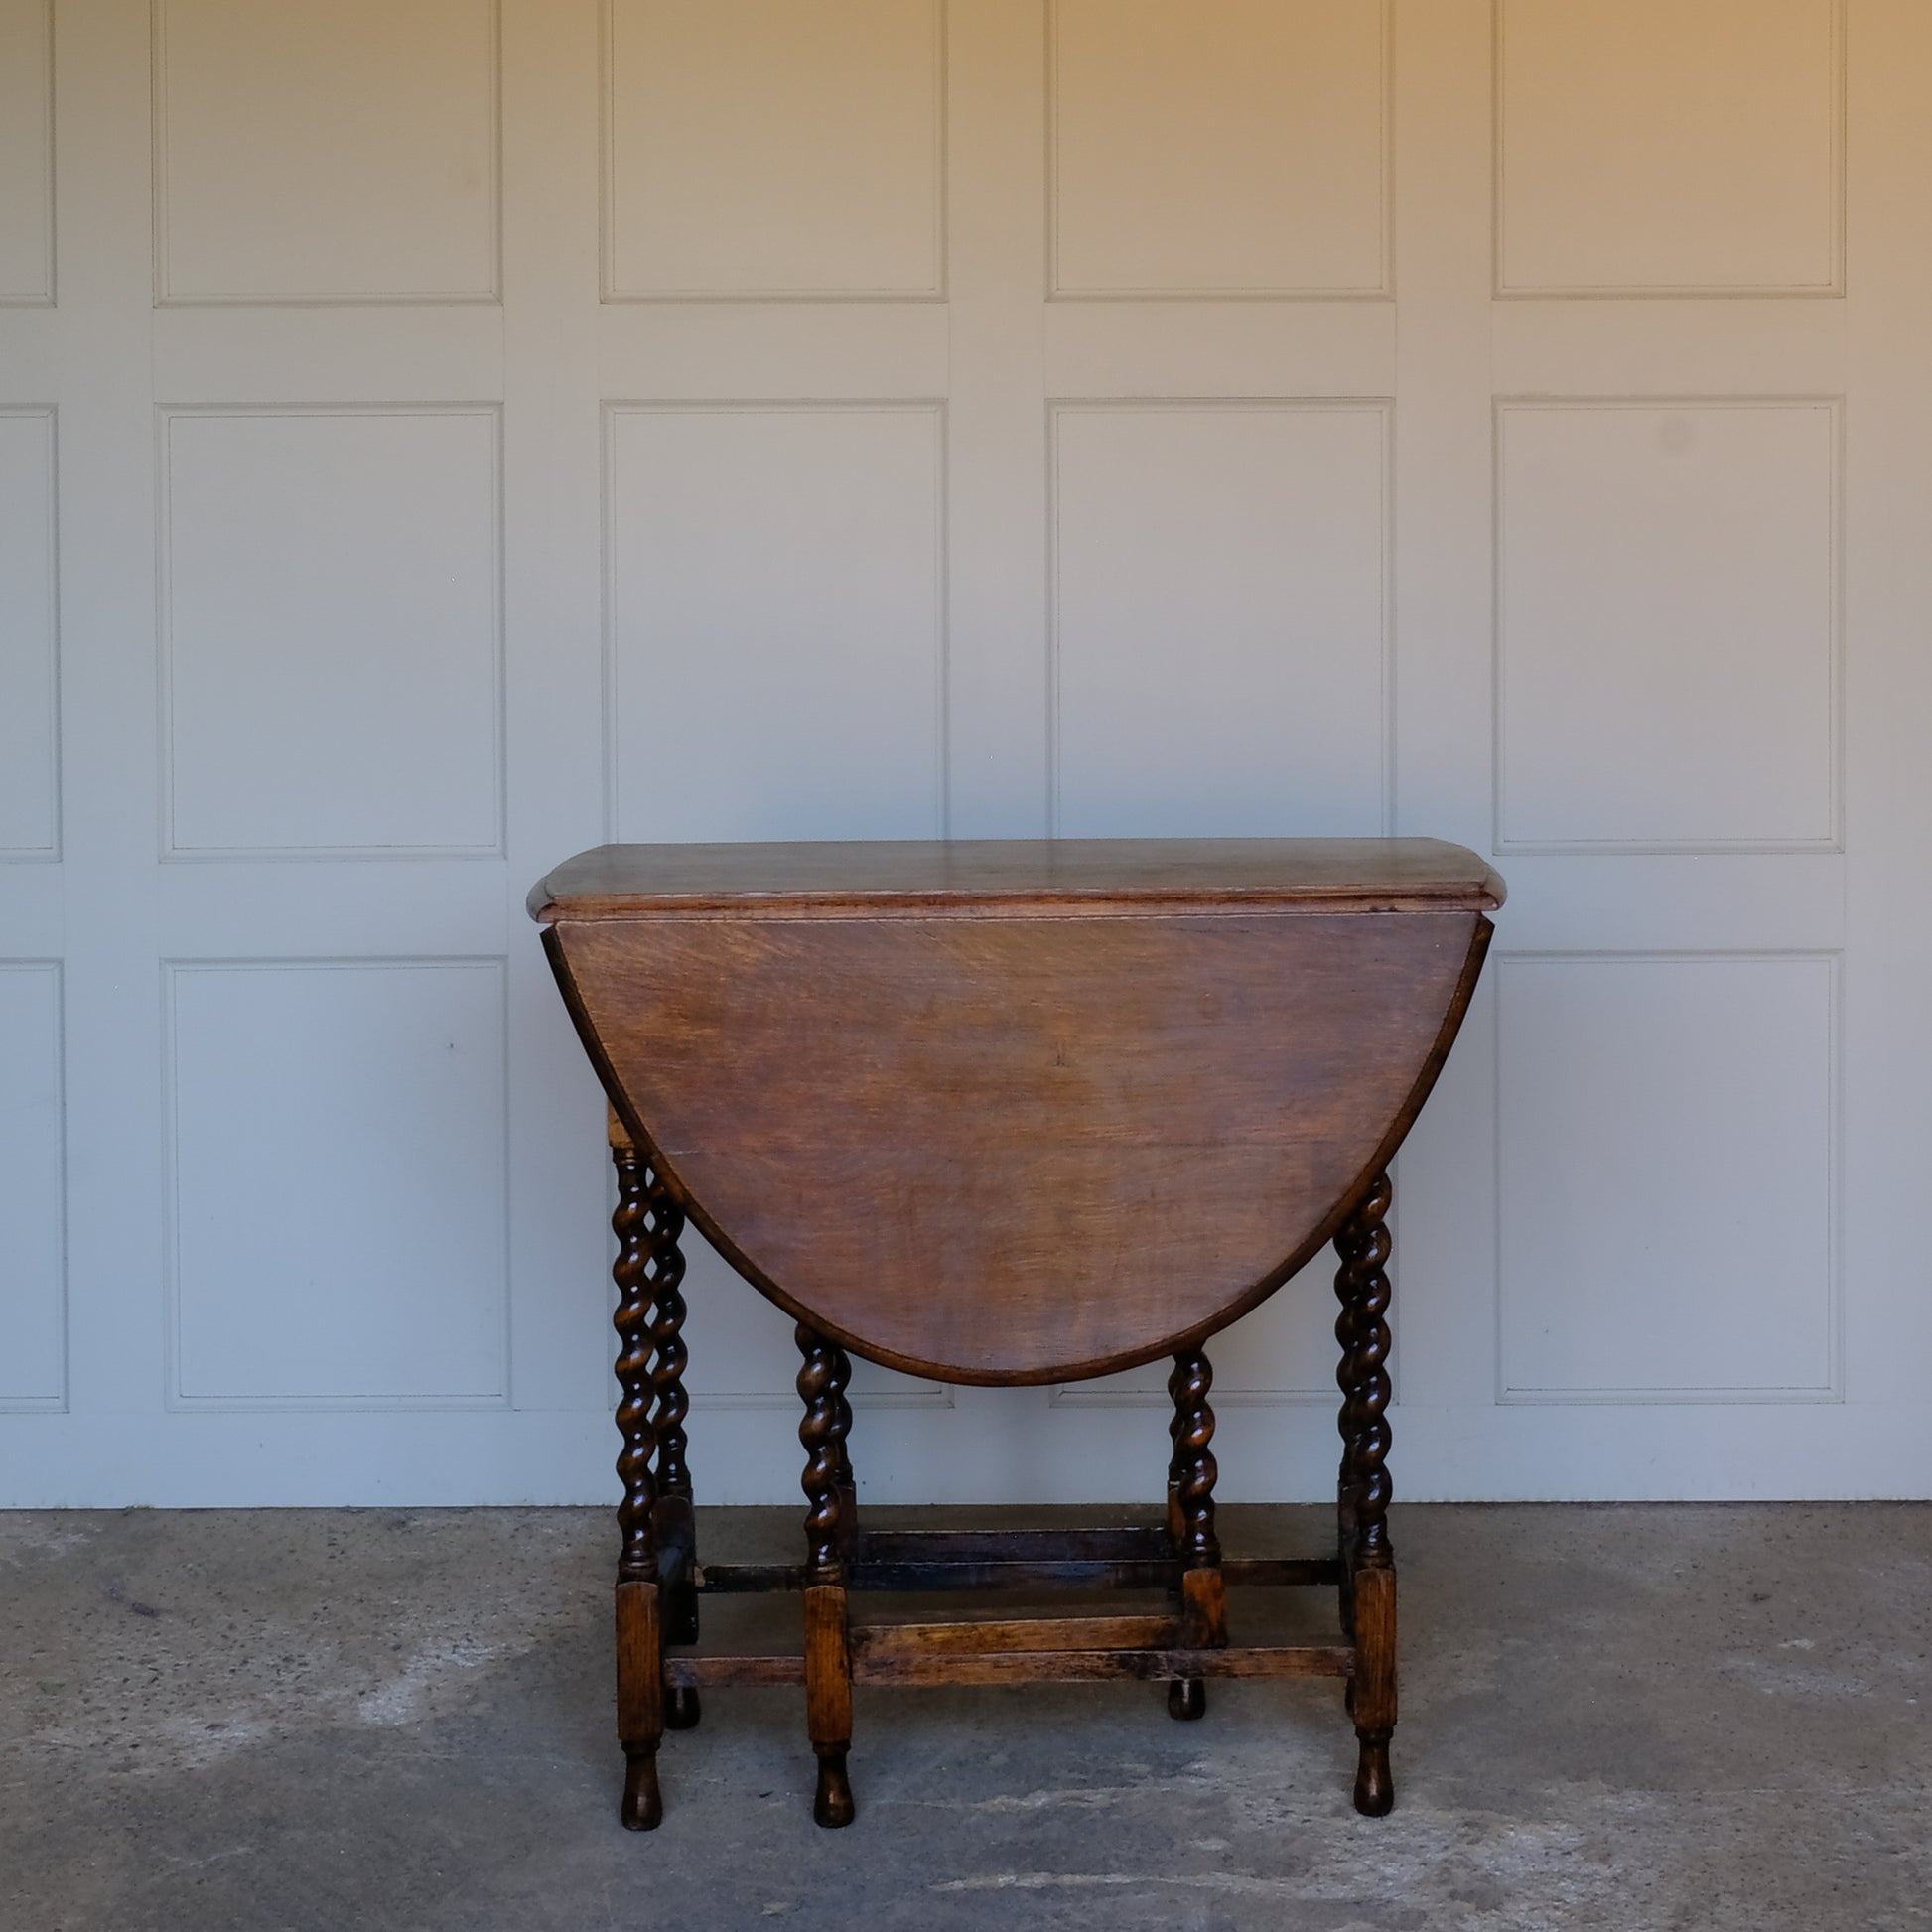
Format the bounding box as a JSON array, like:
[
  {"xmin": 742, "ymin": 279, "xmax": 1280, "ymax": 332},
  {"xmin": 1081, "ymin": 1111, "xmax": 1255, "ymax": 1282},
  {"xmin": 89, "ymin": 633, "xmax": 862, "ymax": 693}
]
[
  {"xmin": 608, "ymin": 1123, "xmax": 665, "ymax": 1829},
  {"xmin": 530, "ymin": 837, "xmax": 1507, "ymax": 921},
  {"xmin": 663, "ymin": 1642, "xmax": 1356, "ymax": 1692},
  {"xmin": 797, "ymin": 1325, "xmax": 857, "ymax": 1827},
  {"xmin": 538, "ymin": 838, "xmax": 1498, "ymax": 1385},
  {"xmin": 534, "ymin": 838, "xmax": 1502, "ymax": 1831},
  {"xmin": 688, "ymin": 1542, "xmax": 1342, "ymax": 1595}
]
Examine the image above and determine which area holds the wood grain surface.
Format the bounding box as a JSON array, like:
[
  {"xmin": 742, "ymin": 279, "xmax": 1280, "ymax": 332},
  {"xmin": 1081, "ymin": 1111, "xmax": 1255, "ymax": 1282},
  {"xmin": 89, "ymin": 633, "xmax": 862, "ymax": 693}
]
[
  {"xmin": 539, "ymin": 840, "xmax": 1497, "ymax": 1383},
  {"xmin": 531, "ymin": 836, "xmax": 1505, "ymax": 921}
]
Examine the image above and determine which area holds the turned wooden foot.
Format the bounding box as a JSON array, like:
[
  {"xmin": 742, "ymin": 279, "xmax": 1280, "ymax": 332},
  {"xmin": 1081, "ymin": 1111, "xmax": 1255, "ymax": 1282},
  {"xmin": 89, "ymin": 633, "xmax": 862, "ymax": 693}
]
[
  {"xmin": 664, "ymin": 1684, "xmax": 701, "ymax": 1730},
  {"xmin": 621, "ymin": 1747, "xmax": 663, "ymax": 1831},
  {"xmin": 1353, "ymin": 1727, "xmax": 1394, "ymax": 1816},
  {"xmin": 1167, "ymin": 1677, "xmax": 1206, "ymax": 1721},
  {"xmin": 813, "ymin": 1746, "xmax": 856, "ymax": 1828}
]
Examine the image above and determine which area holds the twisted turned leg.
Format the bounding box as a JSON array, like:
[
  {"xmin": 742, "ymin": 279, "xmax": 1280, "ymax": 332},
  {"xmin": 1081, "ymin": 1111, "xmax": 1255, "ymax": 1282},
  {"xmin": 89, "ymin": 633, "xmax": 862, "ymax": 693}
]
[
  {"xmin": 610, "ymin": 1118, "xmax": 670, "ymax": 1829},
  {"xmin": 1332, "ymin": 1217, "xmax": 1364, "ymax": 1640},
  {"xmin": 1333, "ymin": 1172, "xmax": 1397, "ymax": 1816},
  {"xmin": 797, "ymin": 1325, "xmax": 856, "ymax": 1827},
  {"xmin": 1168, "ymin": 1347, "xmax": 1225, "ymax": 1721},
  {"xmin": 641, "ymin": 1156, "xmax": 701, "ymax": 1729}
]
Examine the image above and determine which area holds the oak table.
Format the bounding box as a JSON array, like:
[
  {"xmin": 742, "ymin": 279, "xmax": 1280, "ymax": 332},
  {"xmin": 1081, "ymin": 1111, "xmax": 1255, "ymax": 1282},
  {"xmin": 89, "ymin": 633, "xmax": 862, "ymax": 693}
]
[{"xmin": 530, "ymin": 838, "xmax": 1504, "ymax": 1831}]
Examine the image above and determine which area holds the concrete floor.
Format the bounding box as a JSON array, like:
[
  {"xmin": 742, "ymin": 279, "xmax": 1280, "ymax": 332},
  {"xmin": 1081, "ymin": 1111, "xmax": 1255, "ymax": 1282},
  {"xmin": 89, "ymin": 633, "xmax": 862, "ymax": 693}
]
[{"xmin": 2, "ymin": 1504, "xmax": 1928, "ymax": 1932}]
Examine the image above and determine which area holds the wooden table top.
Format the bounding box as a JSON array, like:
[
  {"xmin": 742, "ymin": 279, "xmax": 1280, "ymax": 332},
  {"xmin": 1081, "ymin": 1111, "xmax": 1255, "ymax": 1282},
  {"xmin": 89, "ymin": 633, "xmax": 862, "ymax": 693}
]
[
  {"xmin": 529, "ymin": 837, "xmax": 1506, "ymax": 921},
  {"xmin": 535, "ymin": 838, "xmax": 1501, "ymax": 1385}
]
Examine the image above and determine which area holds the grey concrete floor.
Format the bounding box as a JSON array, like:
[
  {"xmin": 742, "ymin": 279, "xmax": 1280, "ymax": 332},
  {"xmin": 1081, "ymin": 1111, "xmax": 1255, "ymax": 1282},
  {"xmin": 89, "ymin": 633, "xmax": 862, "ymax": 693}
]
[{"xmin": 2, "ymin": 1504, "xmax": 1928, "ymax": 1931}]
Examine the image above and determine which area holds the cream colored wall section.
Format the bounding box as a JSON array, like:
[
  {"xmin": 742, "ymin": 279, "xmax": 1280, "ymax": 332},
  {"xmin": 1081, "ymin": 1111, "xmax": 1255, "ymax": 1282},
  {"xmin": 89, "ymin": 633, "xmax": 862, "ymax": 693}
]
[
  {"xmin": 0, "ymin": 0, "xmax": 54, "ymax": 302},
  {"xmin": 1497, "ymin": 0, "xmax": 1842, "ymax": 296},
  {"xmin": 160, "ymin": 408, "xmax": 503, "ymax": 857},
  {"xmin": 604, "ymin": 0, "xmax": 945, "ymax": 300},
  {"xmin": 1497, "ymin": 956, "xmax": 1837, "ymax": 1401},
  {"xmin": 605, "ymin": 403, "xmax": 946, "ymax": 843},
  {"xmin": 0, "ymin": 963, "xmax": 65, "ymax": 1409},
  {"xmin": 0, "ymin": 410, "xmax": 58, "ymax": 855},
  {"xmin": 154, "ymin": 0, "xmax": 498, "ymax": 302},
  {"xmin": 1049, "ymin": 0, "xmax": 1387, "ymax": 297},
  {"xmin": 165, "ymin": 960, "xmax": 509, "ymax": 1406},
  {"xmin": 1051, "ymin": 401, "xmax": 1388, "ymax": 839},
  {"xmin": 1495, "ymin": 400, "xmax": 1839, "ymax": 852}
]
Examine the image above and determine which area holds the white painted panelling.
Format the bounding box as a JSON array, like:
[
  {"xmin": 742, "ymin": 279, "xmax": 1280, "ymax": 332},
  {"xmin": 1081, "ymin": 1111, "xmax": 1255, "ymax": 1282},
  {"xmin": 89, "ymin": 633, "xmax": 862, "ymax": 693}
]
[
  {"xmin": 0, "ymin": 963, "xmax": 64, "ymax": 1407},
  {"xmin": 6, "ymin": 0, "xmax": 1929, "ymax": 1507},
  {"xmin": 154, "ymin": 0, "xmax": 498, "ymax": 302},
  {"xmin": 1057, "ymin": 1256, "xmax": 1339, "ymax": 1409},
  {"xmin": 161, "ymin": 408, "xmax": 502, "ymax": 858},
  {"xmin": 0, "ymin": 0, "xmax": 53, "ymax": 302},
  {"xmin": 1052, "ymin": 402, "xmax": 1387, "ymax": 837},
  {"xmin": 166, "ymin": 960, "xmax": 509, "ymax": 1406},
  {"xmin": 0, "ymin": 410, "xmax": 57, "ymax": 855},
  {"xmin": 1497, "ymin": 955, "xmax": 1837, "ymax": 1401},
  {"xmin": 1050, "ymin": 0, "xmax": 1387, "ymax": 298},
  {"xmin": 1496, "ymin": 401, "xmax": 1837, "ymax": 852},
  {"xmin": 606, "ymin": 404, "xmax": 944, "ymax": 842},
  {"xmin": 1496, "ymin": 0, "xmax": 1842, "ymax": 296},
  {"xmin": 604, "ymin": 0, "xmax": 944, "ymax": 300}
]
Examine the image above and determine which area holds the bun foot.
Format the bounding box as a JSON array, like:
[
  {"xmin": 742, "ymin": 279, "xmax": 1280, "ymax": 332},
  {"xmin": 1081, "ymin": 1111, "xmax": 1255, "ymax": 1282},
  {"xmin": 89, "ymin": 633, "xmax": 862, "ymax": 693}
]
[
  {"xmin": 621, "ymin": 1748, "xmax": 663, "ymax": 1831},
  {"xmin": 664, "ymin": 1684, "xmax": 702, "ymax": 1730},
  {"xmin": 813, "ymin": 1748, "xmax": 856, "ymax": 1828},
  {"xmin": 1167, "ymin": 1677, "xmax": 1207, "ymax": 1721},
  {"xmin": 1352, "ymin": 1728, "xmax": 1394, "ymax": 1817}
]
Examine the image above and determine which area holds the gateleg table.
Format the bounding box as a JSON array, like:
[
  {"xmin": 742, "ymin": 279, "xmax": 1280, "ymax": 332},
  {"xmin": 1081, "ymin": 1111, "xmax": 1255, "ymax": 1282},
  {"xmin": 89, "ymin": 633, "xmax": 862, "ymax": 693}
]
[{"xmin": 530, "ymin": 838, "xmax": 1503, "ymax": 1830}]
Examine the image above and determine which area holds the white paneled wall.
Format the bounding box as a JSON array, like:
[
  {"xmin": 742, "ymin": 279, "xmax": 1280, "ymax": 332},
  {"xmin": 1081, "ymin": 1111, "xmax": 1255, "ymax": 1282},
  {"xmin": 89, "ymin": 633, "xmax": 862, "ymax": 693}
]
[
  {"xmin": 0, "ymin": 410, "xmax": 58, "ymax": 854},
  {"xmin": 160, "ymin": 407, "xmax": 503, "ymax": 856},
  {"xmin": 0, "ymin": 0, "xmax": 55, "ymax": 304},
  {"xmin": 1050, "ymin": 401, "xmax": 1389, "ymax": 839},
  {"xmin": 2, "ymin": 0, "xmax": 1929, "ymax": 1506},
  {"xmin": 0, "ymin": 962, "xmax": 65, "ymax": 1408},
  {"xmin": 1495, "ymin": 399, "xmax": 1840, "ymax": 852},
  {"xmin": 154, "ymin": 0, "xmax": 498, "ymax": 303}
]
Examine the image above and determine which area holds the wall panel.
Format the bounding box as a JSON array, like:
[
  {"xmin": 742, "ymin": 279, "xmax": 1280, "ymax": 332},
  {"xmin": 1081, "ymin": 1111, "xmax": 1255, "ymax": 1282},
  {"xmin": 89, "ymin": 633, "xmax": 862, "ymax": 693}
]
[
  {"xmin": 155, "ymin": 0, "xmax": 499, "ymax": 302},
  {"xmin": 0, "ymin": 962, "xmax": 65, "ymax": 1408},
  {"xmin": 1052, "ymin": 401, "xmax": 1389, "ymax": 838},
  {"xmin": 1496, "ymin": 399, "xmax": 1838, "ymax": 852},
  {"xmin": 604, "ymin": 0, "xmax": 945, "ymax": 300},
  {"xmin": 605, "ymin": 402, "xmax": 946, "ymax": 843},
  {"xmin": 1497, "ymin": 954, "xmax": 1838, "ymax": 1402},
  {"xmin": 166, "ymin": 959, "xmax": 510, "ymax": 1407},
  {"xmin": 1497, "ymin": 0, "xmax": 1842, "ymax": 296},
  {"xmin": 1050, "ymin": 0, "xmax": 1388, "ymax": 298},
  {"xmin": 160, "ymin": 407, "xmax": 503, "ymax": 858},
  {"xmin": 0, "ymin": 0, "xmax": 54, "ymax": 303},
  {"xmin": 0, "ymin": 410, "xmax": 58, "ymax": 856}
]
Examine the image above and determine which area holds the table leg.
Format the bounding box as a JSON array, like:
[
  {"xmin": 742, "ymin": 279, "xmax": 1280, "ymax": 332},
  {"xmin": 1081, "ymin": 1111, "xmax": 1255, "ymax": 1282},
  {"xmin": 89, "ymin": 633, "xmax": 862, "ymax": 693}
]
[
  {"xmin": 639, "ymin": 1149, "xmax": 701, "ymax": 1727},
  {"xmin": 1332, "ymin": 1217, "xmax": 1364, "ymax": 1639},
  {"xmin": 611, "ymin": 1120, "xmax": 667, "ymax": 1829},
  {"xmin": 1334, "ymin": 1171, "xmax": 1397, "ymax": 1816},
  {"xmin": 797, "ymin": 1325, "xmax": 856, "ymax": 1827},
  {"xmin": 1168, "ymin": 1347, "xmax": 1226, "ymax": 1721}
]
